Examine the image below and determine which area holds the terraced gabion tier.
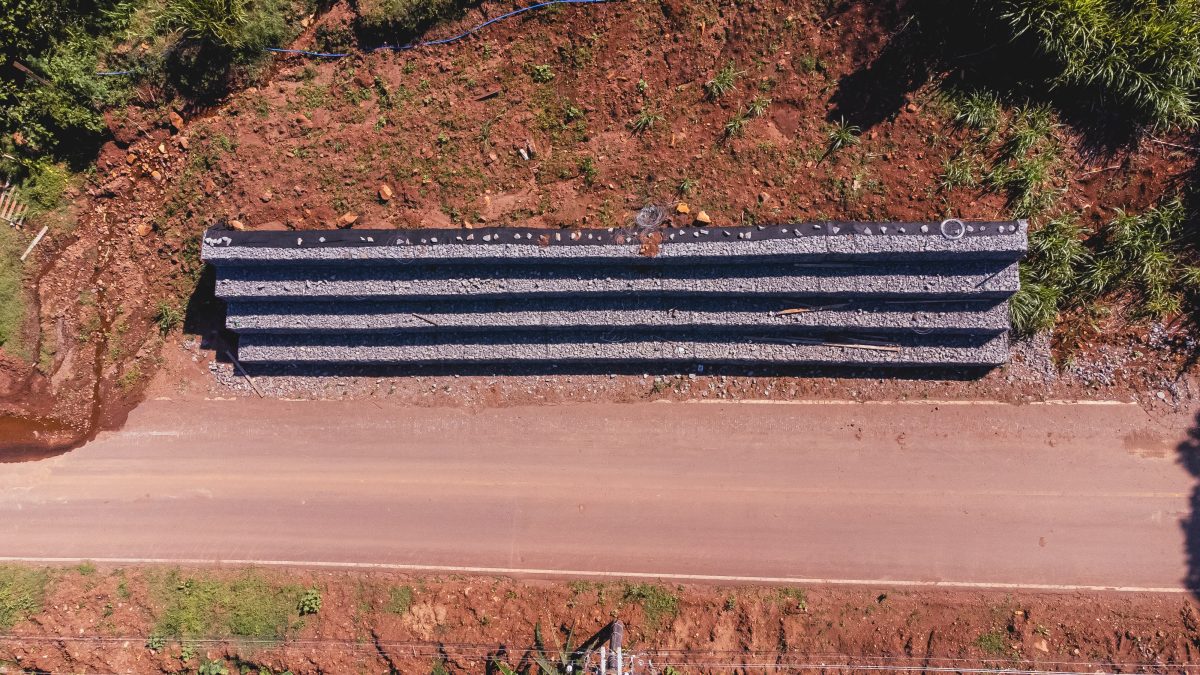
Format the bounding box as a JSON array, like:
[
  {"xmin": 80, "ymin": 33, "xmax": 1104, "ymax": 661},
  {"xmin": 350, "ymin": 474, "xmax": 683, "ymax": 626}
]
[{"xmin": 202, "ymin": 221, "xmax": 1028, "ymax": 370}]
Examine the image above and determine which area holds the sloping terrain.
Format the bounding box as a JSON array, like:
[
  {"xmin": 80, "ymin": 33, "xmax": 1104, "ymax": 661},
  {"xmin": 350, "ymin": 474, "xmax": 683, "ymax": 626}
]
[
  {"xmin": 1, "ymin": 565, "xmax": 1200, "ymax": 674},
  {"xmin": 0, "ymin": 0, "xmax": 1197, "ymax": 453}
]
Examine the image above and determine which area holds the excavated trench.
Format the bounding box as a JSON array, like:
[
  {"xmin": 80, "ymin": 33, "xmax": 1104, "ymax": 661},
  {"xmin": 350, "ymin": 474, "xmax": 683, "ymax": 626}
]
[{"xmin": 202, "ymin": 221, "xmax": 1028, "ymax": 370}]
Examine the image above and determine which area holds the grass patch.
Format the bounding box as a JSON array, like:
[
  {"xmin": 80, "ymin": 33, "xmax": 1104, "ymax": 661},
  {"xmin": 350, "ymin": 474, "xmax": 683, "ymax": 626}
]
[
  {"xmin": 386, "ymin": 585, "xmax": 414, "ymax": 614},
  {"xmin": 975, "ymin": 628, "xmax": 1008, "ymax": 655},
  {"xmin": 150, "ymin": 569, "xmax": 304, "ymax": 641},
  {"xmin": 0, "ymin": 227, "xmax": 27, "ymax": 357},
  {"xmin": 621, "ymin": 583, "xmax": 678, "ymax": 630},
  {"xmin": 776, "ymin": 587, "xmax": 807, "ymax": 610},
  {"xmin": 0, "ymin": 566, "xmax": 51, "ymax": 630}
]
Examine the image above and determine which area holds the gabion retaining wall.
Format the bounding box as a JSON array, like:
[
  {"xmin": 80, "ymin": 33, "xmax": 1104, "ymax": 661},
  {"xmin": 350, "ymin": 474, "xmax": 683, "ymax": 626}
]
[{"xmin": 202, "ymin": 221, "xmax": 1028, "ymax": 370}]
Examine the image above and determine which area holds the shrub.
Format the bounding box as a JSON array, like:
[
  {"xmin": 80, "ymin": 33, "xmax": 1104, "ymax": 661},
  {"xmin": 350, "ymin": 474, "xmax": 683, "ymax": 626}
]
[
  {"xmin": 297, "ymin": 587, "xmax": 321, "ymax": 615},
  {"xmin": 1002, "ymin": 0, "xmax": 1200, "ymax": 129},
  {"xmin": 528, "ymin": 64, "xmax": 555, "ymax": 83},
  {"xmin": 21, "ymin": 161, "xmax": 70, "ymax": 212}
]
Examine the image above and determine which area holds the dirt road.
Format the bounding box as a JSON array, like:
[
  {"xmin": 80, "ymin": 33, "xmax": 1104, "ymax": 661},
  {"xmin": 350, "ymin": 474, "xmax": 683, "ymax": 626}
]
[{"xmin": 0, "ymin": 398, "xmax": 1195, "ymax": 590}]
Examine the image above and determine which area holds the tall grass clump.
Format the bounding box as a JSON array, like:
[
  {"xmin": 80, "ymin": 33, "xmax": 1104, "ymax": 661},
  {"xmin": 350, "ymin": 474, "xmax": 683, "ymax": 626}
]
[
  {"xmin": 1002, "ymin": 0, "xmax": 1200, "ymax": 129},
  {"xmin": 1085, "ymin": 197, "xmax": 1200, "ymax": 317},
  {"xmin": 1010, "ymin": 216, "xmax": 1091, "ymax": 334}
]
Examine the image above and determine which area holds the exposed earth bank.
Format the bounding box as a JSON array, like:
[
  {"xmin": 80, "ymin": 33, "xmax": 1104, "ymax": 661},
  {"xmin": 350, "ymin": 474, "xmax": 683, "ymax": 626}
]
[
  {"xmin": 1, "ymin": 565, "xmax": 1199, "ymax": 674},
  {"xmin": 2, "ymin": 0, "xmax": 1198, "ymax": 455}
]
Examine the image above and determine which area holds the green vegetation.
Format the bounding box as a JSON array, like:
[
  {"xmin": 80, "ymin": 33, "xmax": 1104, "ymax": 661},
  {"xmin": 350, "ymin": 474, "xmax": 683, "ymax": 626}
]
[
  {"xmin": 724, "ymin": 109, "xmax": 749, "ymax": 138},
  {"xmin": 975, "ymin": 628, "xmax": 1008, "ymax": 655},
  {"xmin": 704, "ymin": 62, "xmax": 743, "ymax": 100},
  {"xmin": 1085, "ymin": 198, "xmax": 1200, "ymax": 317},
  {"xmin": 1001, "ymin": 0, "xmax": 1200, "ymax": 129},
  {"xmin": 776, "ymin": 587, "xmax": 807, "ymax": 611},
  {"xmin": 154, "ymin": 300, "xmax": 183, "ymax": 335},
  {"xmin": 824, "ymin": 117, "xmax": 861, "ymax": 158},
  {"xmin": 386, "ymin": 584, "xmax": 414, "ymax": 614},
  {"xmin": 578, "ymin": 156, "xmax": 598, "ymax": 186},
  {"xmin": 0, "ymin": 565, "xmax": 50, "ymax": 630},
  {"xmin": 1010, "ymin": 216, "xmax": 1089, "ymax": 335},
  {"xmin": 198, "ymin": 659, "xmax": 230, "ymax": 675},
  {"xmin": 952, "ymin": 90, "xmax": 1003, "ymax": 136},
  {"xmin": 355, "ymin": 0, "xmax": 470, "ymax": 40},
  {"xmin": 150, "ymin": 569, "xmax": 304, "ymax": 641},
  {"xmin": 621, "ymin": 583, "xmax": 678, "ymax": 629},
  {"xmin": 297, "ymin": 587, "xmax": 321, "ymax": 615},
  {"xmin": 0, "ymin": 227, "xmax": 27, "ymax": 356},
  {"xmin": 983, "ymin": 104, "xmax": 1062, "ymax": 219},
  {"xmin": 527, "ymin": 622, "xmax": 607, "ymax": 675},
  {"xmin": 747, "ymin": 95, "xmax": 772, "ymax": 118},
  {"xmin": 628, "ymin": 107, "xmax": 663, "ymax": 133},
  {"xmin": 939, "ymin": 155, "xmax": 977, "ymax": 190},
  {"xmin": 677, "ymin": 177, "xmax": 698, "ymax": 196},
  {"xmin": 528, "ymin": 64, "xmax": 556, "ymax": 83}
]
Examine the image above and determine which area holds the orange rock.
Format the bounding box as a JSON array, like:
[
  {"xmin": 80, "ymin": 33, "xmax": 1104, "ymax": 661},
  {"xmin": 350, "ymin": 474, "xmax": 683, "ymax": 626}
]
[
  {"xmin": 379, "ymin": 184, "xmax": 394, "ymax": 201},
  {"xmin": 136, "ymin": 221, "xmax": 154, "ymax": 237},
  {"xmin": 337, "ymin": 212, "xmax": 359, "ymax": 228},
  {"xmin": 168, "ymin": 110, "xmax": 184, "ymax": 131}
]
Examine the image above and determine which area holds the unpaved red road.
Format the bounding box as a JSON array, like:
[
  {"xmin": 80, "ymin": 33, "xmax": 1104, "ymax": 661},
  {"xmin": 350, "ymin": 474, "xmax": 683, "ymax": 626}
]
[{"xmin": 0, "ymin": 398, "xmax": 1195, "ymax": 590}]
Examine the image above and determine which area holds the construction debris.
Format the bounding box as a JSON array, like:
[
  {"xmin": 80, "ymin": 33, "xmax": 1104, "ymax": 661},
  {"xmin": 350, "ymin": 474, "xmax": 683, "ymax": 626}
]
[
  {"xmin": 19, "ymin": 225, "xmax": 47, "ymax": 261},
  {"xmin": 0, "ymin": 182, "xmax": 28, "ymax": 227}
]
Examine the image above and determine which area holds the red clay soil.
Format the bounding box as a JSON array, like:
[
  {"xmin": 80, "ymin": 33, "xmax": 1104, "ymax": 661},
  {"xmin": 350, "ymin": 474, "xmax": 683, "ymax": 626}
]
[
  {"xmin": 2, "ymin": 565, "xmax": 1199, "ymax": 674},
  {"xmin": 1, "ymin": 0, "xmax": 1198, "ymax": 454}
]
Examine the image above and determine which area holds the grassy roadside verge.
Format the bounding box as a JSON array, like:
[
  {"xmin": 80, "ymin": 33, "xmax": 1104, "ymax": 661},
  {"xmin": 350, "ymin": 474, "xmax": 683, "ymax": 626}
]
[{"xmin": 0, "ymin": 563, "xmax": 1196, "ymax": 674}]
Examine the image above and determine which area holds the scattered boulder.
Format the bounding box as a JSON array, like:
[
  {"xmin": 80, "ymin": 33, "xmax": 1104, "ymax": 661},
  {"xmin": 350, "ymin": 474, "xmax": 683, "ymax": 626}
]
[
  {"xmin": 337, "ymin": 212, "xmax": 359, "ymax": 228},
  {"xmin": 695, "ymin": 210, "xmax": 712, "ymax": 224},
  {"xmin": 168, "ymin": 110, "xmax": 185, "ymax": 132},
  {"xmin": 379, "ymin": 184, "xmax": 394, "ymax": 202},
  {"xmin": 676, "ymin": 202, "xmax": 690, "ymax": 214}
]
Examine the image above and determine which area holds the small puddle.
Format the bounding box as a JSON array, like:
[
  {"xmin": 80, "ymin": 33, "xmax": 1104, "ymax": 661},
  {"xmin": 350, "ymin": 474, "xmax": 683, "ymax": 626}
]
[
  {"xmin": 1123, "ymin": 429, "xmax": 1170, "ymax": 459},
  {"xmin": 0, "ymin": 414, "xmax": 80, "ymax": 462}
]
